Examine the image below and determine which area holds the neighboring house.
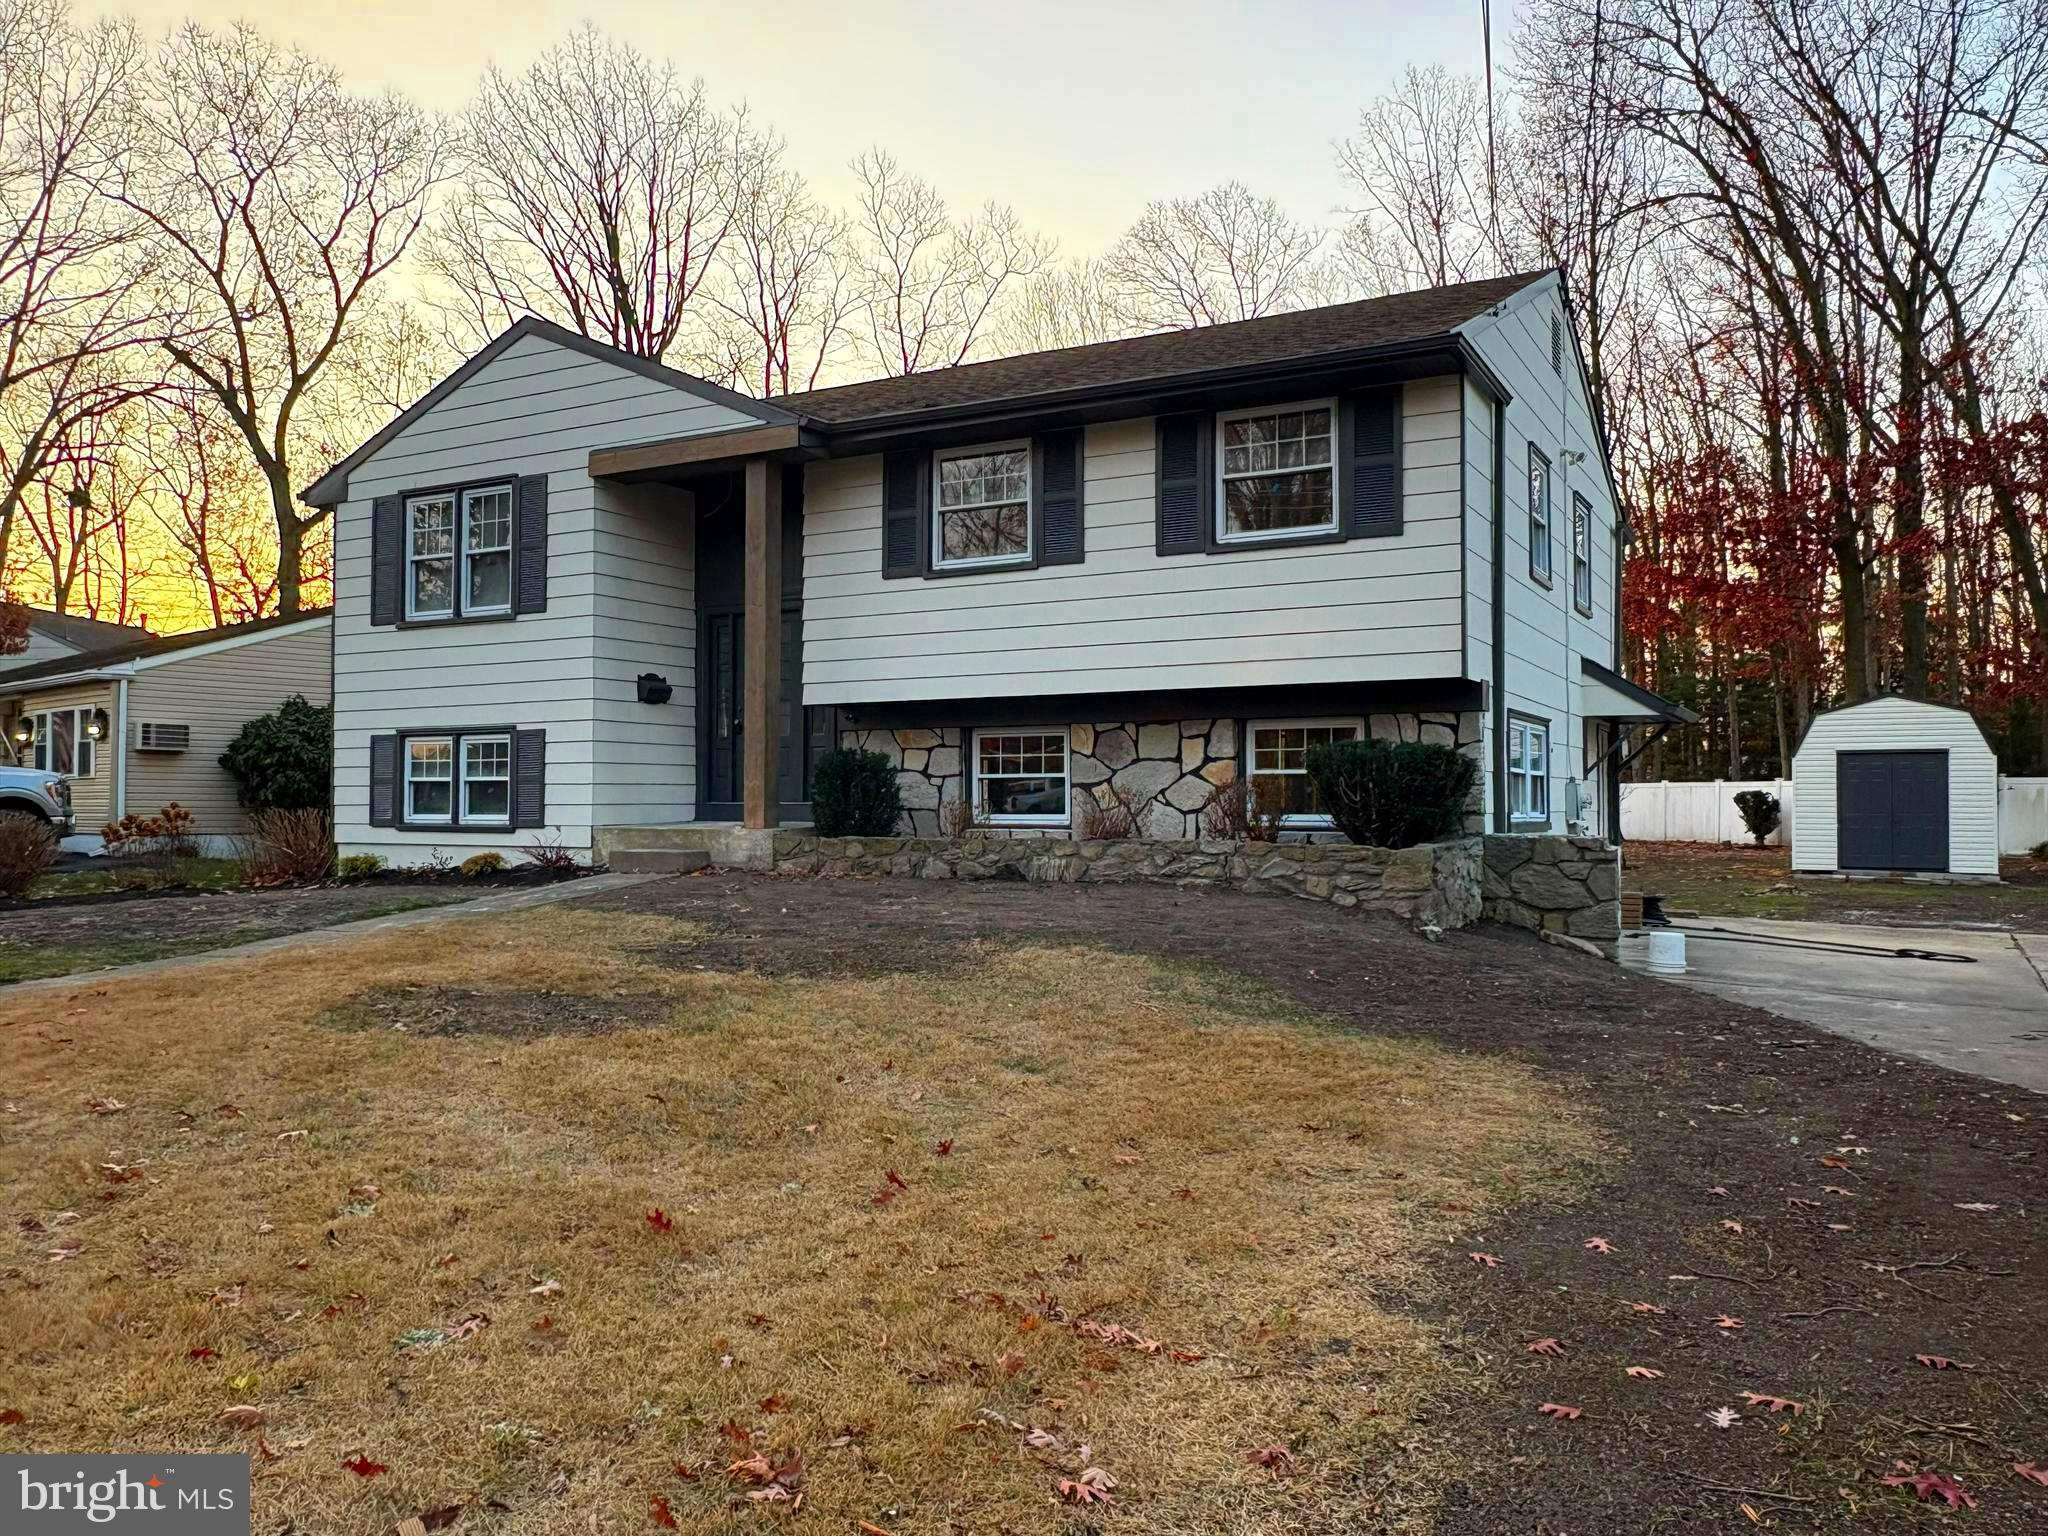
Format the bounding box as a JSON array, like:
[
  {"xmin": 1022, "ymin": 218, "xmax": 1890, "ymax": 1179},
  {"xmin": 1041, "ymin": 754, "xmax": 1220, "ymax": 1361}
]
[
  {"xmin": 303, "ymin": 269, "xmax": 1692, "ymax": 865},
  {"xmin": 0, "ymin": 612, "xmax": 333, "ymax": 853},
  {"xmin": 1789, "ymin": 696, "xmax": 2000, "ymax": 879},
  {"xmin": 2, "ymin": 606, "xmax": 150, "ymax": 670}
]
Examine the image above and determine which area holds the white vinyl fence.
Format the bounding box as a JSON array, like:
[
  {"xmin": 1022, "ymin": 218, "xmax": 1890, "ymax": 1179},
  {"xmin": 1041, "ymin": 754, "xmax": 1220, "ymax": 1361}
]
[{"xmin": 1622, "ymin": 776, "xmax": 2048, "ymax": 854}]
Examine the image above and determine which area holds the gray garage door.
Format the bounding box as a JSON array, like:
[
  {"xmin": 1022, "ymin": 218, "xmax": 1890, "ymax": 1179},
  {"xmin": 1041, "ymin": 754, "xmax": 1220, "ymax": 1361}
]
[{"xmin": 1837, "ymin": 751, "xmax": 1948, "ymax": 871}]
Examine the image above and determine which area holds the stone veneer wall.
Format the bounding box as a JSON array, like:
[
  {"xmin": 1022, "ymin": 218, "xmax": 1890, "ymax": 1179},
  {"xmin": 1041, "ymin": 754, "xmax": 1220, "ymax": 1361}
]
[
  {"xmin": 841, "ymin": 710, "xmax": 1484, "ymax": 839},
  {"xmin": 771, "ymin": 831, "xmax": 1486, "ymax": 929},
  {"xmin": 1481, "ymin": 834, "xmax": 1621, "ymax": 956}
]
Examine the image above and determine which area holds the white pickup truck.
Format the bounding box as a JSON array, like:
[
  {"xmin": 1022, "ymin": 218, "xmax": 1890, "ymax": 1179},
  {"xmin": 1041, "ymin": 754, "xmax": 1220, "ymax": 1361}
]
[{"xmin": 0, "ymin": 764, "xmax": 74, "ymax": 835}]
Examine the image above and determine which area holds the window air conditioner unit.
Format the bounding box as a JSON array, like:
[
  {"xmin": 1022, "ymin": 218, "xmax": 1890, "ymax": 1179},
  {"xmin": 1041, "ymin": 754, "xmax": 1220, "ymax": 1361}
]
[{"xmin": 135, "ymin": 721, "xmax": 190, "ymax": 752}]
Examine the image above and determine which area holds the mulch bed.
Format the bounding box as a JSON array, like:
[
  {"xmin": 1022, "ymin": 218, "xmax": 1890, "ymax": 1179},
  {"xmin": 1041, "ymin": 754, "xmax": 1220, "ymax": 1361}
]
[
  {"xmin": 5, "ymin": 862, "xmax": 583, "ymax": 915},
  {"xmin": 582, "ymin": 872, "xmax": 2048, "ymax": 1532}
]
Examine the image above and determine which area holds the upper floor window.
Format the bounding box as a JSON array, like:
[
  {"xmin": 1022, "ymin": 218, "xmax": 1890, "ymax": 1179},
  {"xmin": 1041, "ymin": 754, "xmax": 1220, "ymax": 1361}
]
[
  {"xmin": 1571, "ymin": 491, "xmax": 1593, "ymax": 614},
  {"xmin": 1527, "ymin": 447, "xmax": 1552, "ymax": 584},
  {"xmin": 934, "ymin": 443, "xmax": 1031, "ymax": 569},
  {"xmin": 407, "ymin": 484, "xmax": 513, "ymax": 620},
  {"xmin": 1218, "ymin": 401, "xmax": 1336, "ymax": 543},
  {"xmin": 1509, "ymin": 717, "xmax": 1549, "ymax": 823}
]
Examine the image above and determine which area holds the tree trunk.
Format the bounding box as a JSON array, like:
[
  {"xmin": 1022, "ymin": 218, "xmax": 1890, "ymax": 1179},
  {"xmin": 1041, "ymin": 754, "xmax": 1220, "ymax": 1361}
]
[{"xmin": 270, "ymin": 467, "xmax": 303, "ymax": 617}]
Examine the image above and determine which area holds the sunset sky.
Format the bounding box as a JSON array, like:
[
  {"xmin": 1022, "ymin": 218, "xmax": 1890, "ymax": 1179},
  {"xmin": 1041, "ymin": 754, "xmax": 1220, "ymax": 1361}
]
[{"xmin": 88, "ymin": 0, "xmax": 1496, "ymax": 255}]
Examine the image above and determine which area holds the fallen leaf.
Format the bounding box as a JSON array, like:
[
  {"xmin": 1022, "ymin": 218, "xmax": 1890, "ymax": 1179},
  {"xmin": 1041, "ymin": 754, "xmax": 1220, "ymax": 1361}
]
[
  {"xmin": 727, "ymin": 1453, "xmax": 775, "ymax": 1485},
  {"xmin": 885, "ymin": 1169, "xmax": 908, "ymax": 1191},
  {"xmin": 529, "ymin": 1278, "xmax": 562, "ymax": 1297},
  {"xmin": 1706, "ymin": 1407, "xmax": 1741, "ymax": 1430},
  {"xmin": 1821, "ymin": 1185, "xmax": 1853, "ymax": 1196},
  {"xmin": 1714, "ymin": 1315, "xmax": 1744, "ymax": 1330},
  {"xmin": 449, "ymin": 1312, "xmax": 489, "ymax": 1340},
  {"xmin": 1526, "ymin": 1338, "xmax": 1566, "ymax": 1357},
  {"xmin": 649, "ymin": 1494, "xmax": 679, "ymax": 1528},
  {"xmin": 420, "ymin": 1507, "xmax": 463, "ymax": 1531},
  {"xmin": 2013, "ymin": 1462, "xmax": 2048, "ymax": 1488},
  {"xmin": 870, "ymin": 1184, "xmax": 899, "ymax": 1207},
  {"xmin": 1882, "ymin": 1471, "xmax": 1976, "ymax": 1509},
  {"xmin": 0, "ymin": 1409, "xmax": 24, "ymax": 1426},
  {"xmin": 1721, "ymin": 1220, "xmax": 1744, "ymax": 1234},
  {"xmin": 718, "ymin": 1419, "xmax": 752, "ymax": 1450},
  {"xmin": 217, "ymin": 1405, "xmax": 266, "ymax": 1430},
  {"xmin": 1113, "ymin": 1152, "xmax": 1142, "ymax": 1166},
  {"xmin": 996, "ymin": 1351, "xmax": 1026, "ymax": 1376},
  {"xmin": 1914, "ymin": 1354, "xmax": 1972, "ymax": 1370},
  {"xmin": 1625, "ymin": 1301, "xmax": 1668, "ymax": 1315},
  {"xmin": 645, "ymin": 1208, "xmax": 674, "ymax": 1233},
  {"xmin": 341, "ymin": 1453, "xmax": 388, "ymax": 1478},
  {"xmin": 187, "ymin": 1348, "xmax": 217, "ymax": 1362},
  {"xmin": 1625, "ymin": 1366, "xmax": 1664, "ymax": 1379},
  {"xmin": 1469, "ymin": 1252, "xmax": 1502, "ymax": 1268},
  {"xmin": 1056, "ymin": 1467, "xmax": 1116, "ymax": 1505},
  {"xmin": 935, "ymin": 1139, "xmax": 953, "ymax": 1156},
  {"xmin": 1953, "ymin": 1202, "xmax": 1999, "ymax": 1213},
  {"xmin": 1706, "ymin": 1185, "xmax": 1729, "ymax": 1197},
  {"xmin": 1537, "ymin": 1403, "xmax": 1583, "ymax": 1420},
  {"xmin": 434, "ymin": 1253, "xmax": 459, "ymax": 1269},
  {"xmin": 1244, "ymin": 1444, "xmax": 1298, "ymax": 1474},
  {"xmin": 530, "ymin": 1315, "xmax": 555, "ymax": 1333},
  {"xmin": 348, "ymin": 1183, "xmax": 382, "ymax": 1201},
  {"xmin": 1170, "ymin": 1349, "xmax": 1206, "ymax": 1365},
  {"xmin": 757, "ymin": 1394, "xmax": 786, "ymax": 1414},
  {"xmin": 1583, "ymin": 1237, "xmax": 1615, "ymax": 1254},
  {"xmin": 1741, "ymin": 1391, "xmax": 1804, "ymax": 1415},
  {"xmin": 82, "ymin": 1095, "xmax": 128, "ymax": 1115}
]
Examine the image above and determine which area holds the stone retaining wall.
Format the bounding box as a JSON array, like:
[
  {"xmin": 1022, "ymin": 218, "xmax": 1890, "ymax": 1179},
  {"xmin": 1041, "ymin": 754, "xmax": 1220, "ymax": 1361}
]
[
  {"xmin": 772, "ymin": 831, "xmax": 1486, "ymax": 929},
  {"xmin": 1481, "ymin": 834, "xmax": 1621, "ymax": 955}
]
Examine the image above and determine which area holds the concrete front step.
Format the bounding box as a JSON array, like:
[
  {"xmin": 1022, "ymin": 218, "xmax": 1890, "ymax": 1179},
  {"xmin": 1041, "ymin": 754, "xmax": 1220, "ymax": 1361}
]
[
  {"xmin": 605, "ymin": 848, "xmax": 711, "ymax": 875},
  {"xmin": 593, "ymin": 823, "xmax": 803, "ymax": 871}
]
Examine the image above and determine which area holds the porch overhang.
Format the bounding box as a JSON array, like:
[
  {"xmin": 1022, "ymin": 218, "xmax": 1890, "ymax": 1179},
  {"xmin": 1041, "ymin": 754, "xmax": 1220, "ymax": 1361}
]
[
  {"xmin": 588, "ymin": 423, "xmax": 828, "ymax": 484},
  {"xmin": 1580, "ymin": 658, "xmax": 1698, "ymax": 724}
]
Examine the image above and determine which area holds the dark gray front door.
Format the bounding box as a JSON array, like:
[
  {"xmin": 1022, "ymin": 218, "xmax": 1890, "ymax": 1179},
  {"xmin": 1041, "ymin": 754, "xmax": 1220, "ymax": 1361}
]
[
  {"xmin": 1837, "ymin": 750, "xmax": 1948, "ymax": 871},
  {"xmin": 698, "ymin": 604, "xmax": 816, "ymax": 818}
]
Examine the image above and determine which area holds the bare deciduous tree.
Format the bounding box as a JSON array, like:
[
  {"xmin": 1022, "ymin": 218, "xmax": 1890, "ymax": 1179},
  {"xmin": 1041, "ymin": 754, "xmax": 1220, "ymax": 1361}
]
[
  {"xmin": 995, "ymin": 257, "xmax": 1125, "ymax": 354},
  {"xmin": 116, "ymin": 21, "xmax": 442, "ymax": 614},
  {"xmin": 850, "ymin": 148, "xmax": 1051, "ymax": 374},
  {"xmin": 426, "ymin": 26, "xmax": 739, "ymax": 364},
  {"xmin": 1102, "ymin": 181, "xmax": 1325, "ymax": 328},
  {"xmin": 0, "ymin": 0, "xmax": 163, "ymax": 572}
]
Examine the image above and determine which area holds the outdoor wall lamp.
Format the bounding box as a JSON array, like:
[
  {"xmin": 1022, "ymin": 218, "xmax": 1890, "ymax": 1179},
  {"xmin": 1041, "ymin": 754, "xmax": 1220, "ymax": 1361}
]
[
  {"xmin": 636, "ymin": 672, "xmax": 673, "ymax": 705},
  {"xmin": 9, "ymin": 717, "xmax": 33, "ymax": 746},
  {"xmin": 85, "ymin": 708, "xmax": 109, "ymax": 741}
]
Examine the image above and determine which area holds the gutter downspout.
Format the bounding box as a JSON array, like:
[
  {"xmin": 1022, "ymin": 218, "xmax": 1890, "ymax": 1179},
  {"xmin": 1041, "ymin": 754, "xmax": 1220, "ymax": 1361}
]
[
  {"xmin": 1491, "ymin": 395, "xmax": 1508, "ymax": 834},
  {"xmin": 112, "ymin": 676, "xmax": 129, "ymax": 823}
]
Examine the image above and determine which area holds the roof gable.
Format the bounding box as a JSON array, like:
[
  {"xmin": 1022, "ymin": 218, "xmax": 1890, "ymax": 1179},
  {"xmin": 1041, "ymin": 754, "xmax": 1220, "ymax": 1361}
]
[
  {"xmin": 301, "ymin": 318, "xmax": 795, "ymax": 508},
  {"xmin": 0, "ymin": 610, "xmax": 331, "ymax": 688}
]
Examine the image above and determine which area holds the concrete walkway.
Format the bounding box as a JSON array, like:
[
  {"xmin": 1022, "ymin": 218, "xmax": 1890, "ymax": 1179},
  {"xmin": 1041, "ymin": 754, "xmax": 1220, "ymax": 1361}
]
[
  {"xmin": 1620, "ymin": 915, "xmax": 2048, "ymax": 1092},
  {"xmin": 7, "ymin": 872, "xmax": 663, "ymax": 995}
]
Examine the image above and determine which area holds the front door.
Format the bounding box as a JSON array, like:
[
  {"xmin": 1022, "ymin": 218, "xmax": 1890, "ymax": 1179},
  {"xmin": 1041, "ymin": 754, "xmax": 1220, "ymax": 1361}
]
[
  {"xmin": 1837, "ymin": 750, "xmax": 1948, "ymax": 871},
  {"xmin": 698, "ymin": 605, "xmax": 821, "ymax": 819}
]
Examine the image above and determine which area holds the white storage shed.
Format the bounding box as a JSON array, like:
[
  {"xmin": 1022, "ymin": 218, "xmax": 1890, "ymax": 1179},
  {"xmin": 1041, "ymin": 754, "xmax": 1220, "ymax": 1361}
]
[{"xmin": 1789, "ymin": 696, "xmax": 1999, "ymax": 878}]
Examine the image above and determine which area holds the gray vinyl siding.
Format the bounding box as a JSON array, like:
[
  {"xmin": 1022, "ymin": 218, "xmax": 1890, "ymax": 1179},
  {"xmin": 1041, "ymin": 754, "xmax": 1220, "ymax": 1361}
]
[
  {"xmin": 331, "ymin": 331, "xmax": 751, "ymax": 861},
  {"xmin": 800, "ymin": 376, "xmax": 1467, "ymax": 706},
  {"xmin": 1456, "ymin": 274, "xmax": 1619, "ymax": 834},
  {"xmin": 1790, "ymin": 697, "xmax": 1999, "ymax": 876},
  {"xmin": 125, "ymin": 619, "xmax": 332, "ymax": 837}
]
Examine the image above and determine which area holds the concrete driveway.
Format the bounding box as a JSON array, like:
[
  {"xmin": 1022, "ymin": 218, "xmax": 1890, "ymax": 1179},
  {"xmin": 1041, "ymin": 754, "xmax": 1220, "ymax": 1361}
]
[{"xmin": 1619, "ymin": 917, "xmax": 2048, "ymax": 1093}]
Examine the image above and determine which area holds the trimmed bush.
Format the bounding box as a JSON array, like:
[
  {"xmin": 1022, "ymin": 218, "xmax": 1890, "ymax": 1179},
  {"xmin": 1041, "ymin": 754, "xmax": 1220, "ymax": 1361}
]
[
  {"xmin": 1732, "ymin": 789, "xmax": 1781, "ymax": 846},
  {"xmin": 219, "ymin": 694, "xmax": 332, "ymax": 813},
  {"xmin": 809, "ymin": 748, "xmax": 905, "ymax": 837},
  {"xmin": 336, "ymin": 853, "xmax": 386, "ymax": 881},
  {"xmin": 0, "ymin": 813, "xmax": 58, "ymax": 899},
  {"xmin": 460, "ymin": 851, "xmax": 507, "ymax": 878},
  {"xmin": 1304, "ymin": 738, "xmax": 1477, "ymax": 849}
]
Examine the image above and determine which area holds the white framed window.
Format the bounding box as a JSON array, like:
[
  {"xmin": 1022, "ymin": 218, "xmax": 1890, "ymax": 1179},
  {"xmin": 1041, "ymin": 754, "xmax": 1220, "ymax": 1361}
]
[
  {"xmin": 407, "ymin": 493, "xmax": 456, "ymax": 619},
  {"xmin": 933, "ymin": 442, "xmax": 1031, "ymax": 568},
  {"xmin": 461, "ymin": 734, "xmax": 512, "ymax": 824},
  {"xmin": 1217, "ymin": 400, "xmax": 1337, "ymax": 542},
  {"xmin": 463, "ymin": 487, "xmax": 514, "ymax": 613},
  {"xmin": 1571, "ymin": 491, "xmax": 1593, "ymax": 614},
  {"xmin": 1509, "ymin": 717, "xmax": 1550, "ymax": 823},
  {"xmin": 1528, "ymin": 447, "xmax": 1552, "ymax": 584},
  {"xmin": 28, "ymin": 708, "xmax": 96, "ymax": 778},
  {"xmin": 1247, "ymin": 718, "xmax": 1362, "ymax": 825},
  {"xmin": 973, "ymin": 729, "xmax": 1069, "ymax": 826},
  {"xmin": 405, "ymin": 736, "xmax": 454, "ymax": 824}
]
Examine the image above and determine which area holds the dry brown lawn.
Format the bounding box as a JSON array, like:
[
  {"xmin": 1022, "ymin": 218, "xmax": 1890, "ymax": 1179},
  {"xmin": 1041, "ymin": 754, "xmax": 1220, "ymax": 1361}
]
[{"xmin": 1, "ymin": 904, "xmax": 1595, "ymax": 1534}]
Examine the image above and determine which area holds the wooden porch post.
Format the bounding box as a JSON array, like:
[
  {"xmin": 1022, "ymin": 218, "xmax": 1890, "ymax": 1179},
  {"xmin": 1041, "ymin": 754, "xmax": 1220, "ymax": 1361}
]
[{"xmin": 742, "ymin": 456, "xmax": 783, "ymax": 830}]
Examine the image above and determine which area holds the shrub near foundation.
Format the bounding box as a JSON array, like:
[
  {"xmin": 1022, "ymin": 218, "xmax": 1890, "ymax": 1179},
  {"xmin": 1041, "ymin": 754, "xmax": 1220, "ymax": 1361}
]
[
  {"xmin": 1307, "ymin": 739, "xmax": 1477, "ymax": 849},
  {"xmin": 809, "ymin": 747, "xmax": 904, "ymax": 837}
]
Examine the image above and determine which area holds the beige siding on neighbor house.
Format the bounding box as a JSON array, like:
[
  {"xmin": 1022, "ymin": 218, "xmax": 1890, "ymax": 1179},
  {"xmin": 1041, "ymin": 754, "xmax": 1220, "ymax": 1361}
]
[
  {"xmin": 4, "ymin": 680, "xmax": 115, "ymax": 827},
  {"xmin": 125, "ymin": 621, "xmax": 333, "ymax": 838}
]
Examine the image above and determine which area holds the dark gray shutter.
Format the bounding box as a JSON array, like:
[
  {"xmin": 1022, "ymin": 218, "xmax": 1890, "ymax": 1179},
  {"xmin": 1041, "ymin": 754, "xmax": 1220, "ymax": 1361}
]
[
  {"xmin": 368, "ymin": 733, "xmax": 398, "ymax": 826},
  {"xmin": 514, "ymin": 474, "xmax": 548, "ymax": 614},
  {"xmin": 370, "ymin": 496, "xmax": 403, "ymax": 625},
  {"xmin": 1034, "ymin": 429, "xmax": 1084, "ymax": 565},
  {"xmin": 1341, "ymin": 387, "xmax": 1402, "ymax": 539},
  {"xmin": 512, "ymin": 728, "xmax": 546, "ymax": 828},
  {"xmin": 1155, "ymin": 413, "xmax": 1210, "ymax": 556},
  {"xmin": 881, "ymin": 449, "xmax": 927, "ymax": 578}
]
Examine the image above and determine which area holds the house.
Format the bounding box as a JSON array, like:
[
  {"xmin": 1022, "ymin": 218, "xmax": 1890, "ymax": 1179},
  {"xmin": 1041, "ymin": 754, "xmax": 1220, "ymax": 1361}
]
[
  {"xmin": 1789, "ymin": 696, "xmax": 2000, "ymax": 879},
  {"xmin": 3, "ymin": 606, "xmax": 149, "ymax": 670},
  {"xmin": 0, "ymin": 611, "xmax": 333, "ymax": 853},
  {"xmin": 302, "ymin": 269, "xmax": 1693, "ymax": 865}
]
